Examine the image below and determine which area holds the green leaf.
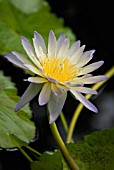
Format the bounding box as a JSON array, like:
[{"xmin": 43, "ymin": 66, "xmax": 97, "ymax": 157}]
[
  {"xmin": 0, "ymin": 71, "xmax": 35, "ymax": 149},
  {"xmin": 0, "ymin": 0, "xmax": 75, "ymax": 55},
  {"xmin": 31, "ymin": 127, "xmax": 114, "ymax": 170},
  {"xmin": 31, "ymin": 151, "xmax": 63, "ymax": 170},
  {"xmin": 66, "ymin": 127, "xmax": 114, "ymax": 170},
  {"xmin": 0, "ymin": 71, "xmax": 16, "ymax": 92},
  {"xmin": 10, "ymin": 0, "xmax": 44, "ymax": 14}
]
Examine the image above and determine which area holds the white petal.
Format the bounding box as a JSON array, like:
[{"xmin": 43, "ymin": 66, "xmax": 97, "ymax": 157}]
[
  {"xmin": 28, "ymin": 77, "xmax": 48, "ymax": 83},
  {"xmin": 70, "ymin": 45, "xmax": 85, "ymax": 63},
  {"xmin": 39, "ymin": 82, "xmax": 51, "ymax": 105},
  {"xmin": 23, "ymin": 63, "xmax": 44, "ymax": 77},
  {"xmin": 69, "ymin": 74, "xmax": 92, "ymax": 84},
  {"xmin": 51, "ymin": 83, "xmax": 62, "ymax": 96},
  {"xmin": 48, "ymin": 92, "xmax": 67, "ymax": 124},
  {"xmin": 57, "ymin": 32, "xmax": 66, "ymax": 54},
  {"xmin": 56, "ymin": 83, "xmax": 69, "ymax": 92},
  {"xmin": 70, "ymin": 86, "xmax": 97, "ymax": 94},
  {"xmin": 57, "ymin": 38, "xmax": 70, "ymax": 58},
  {"xmin": 21, "ymin": 36, "xmax": 41, "ymax": 67},
  {"xmin": 66, "ymin": 40, "xmax": 81, "ymax": 57},
  {"xmin": 70, "ymin": 90, "xmax": 98, "ymax": 113},
  {"xmin": 15, "ymin": 83, "xmax": 43, "ymax": 111},
  {"xmin": 34, "ymin": 31, "xmax": 46, "ymax": 54},
  {"xmin": 4, "ymin": 53, "xmax": 27, "ymax": 69},
  {"xmin": 65, "ymin": 82, "xmax": 84, "ymax": 87},
  {"xmin": 12, "ymin": 51, "xmax": 32, "ymax": 65},
  {"xmin": 48, "ymin": 30, "xmax": 57, "ymax": 57},
  {"xmin": 77, "ymin": 50, "xmax": 95, "ymax": 67},
  {"xmin": 79, "ymin": 75, "xmax": 108, "ymax": 84},
  {"xmin": 79, "ymin": 61, "xmax": 104, "ymax": 75}
]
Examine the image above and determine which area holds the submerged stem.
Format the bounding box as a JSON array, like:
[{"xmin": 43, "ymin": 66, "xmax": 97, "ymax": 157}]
[
  {"xmin": 18, "ymin": 147, "xmax": 33, "ymax": 163},
  {"xmin": 25, "ymin": 145, "xmax": 41, "ymax": 156},
  {"xmin": 50, "ymin": 122, "xmax": 79, "ymax": 170},
  {"xmin": 60, "ymin": 112, "xmax": 69, "ymax": 133},
  {"xmin": 67, "ymin": 66, "xmax": 114, "ymax": 143}
]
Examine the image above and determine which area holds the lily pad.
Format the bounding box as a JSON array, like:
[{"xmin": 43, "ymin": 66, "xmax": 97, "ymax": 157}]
[
  {"xmin": 0, "ymin": 0, "xmax": 75, "ymax": 55},
  {"xmin": 31, "ymin": 127, "xmax": 114, "ymax": 170},
  {"xmin": 0, "ymin": 71, "xmax": 35, "ymax": 149},
  {"xmin": 66, "ymin": 127, "xmax": 114, "ymax": 170},
  {"xmin": 31, "ymin": 151, "xmax": 63, "ymax": 170}
]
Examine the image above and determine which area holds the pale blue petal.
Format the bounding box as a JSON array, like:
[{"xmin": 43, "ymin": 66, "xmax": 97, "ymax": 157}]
[
  {"xmin": 79, "ymin": 61, "xmax": 104, "ymax": 75},
  {"xmin": 23, "ymin": 63, "xmax": 44, "ymax": 76},
  {"xmin": 57, "ymin": 38, "xmax": 70, "ymax": 58},
  {"xmin": 12, "ymin": 51, "xmax": 32, "ymax": 65},
  {"xmin": 48, "ymin": 92, "xmax": 67, "ymax": 124},
  {"xmin": 80, "ymin": 75, "xmax": 108, "ymax": 84},
  {"xmin": 33, "ymin": 31, "xmax": 46, "ymax": 61},
  {"xmin": 66, "ymin": 40, "xmax": 80, "ymax": 57},
  {"xmin": 77, "ymin": 50, "xmax": 95, "ymax": 67},
  {"xmin": 57, "ymin": 32, "xmax": 66, "ymax": 54},
  {"xmin": 51, "ymin": 83, "xmax": 62, "ymax": 96},
  {"xmin": 39, "ymin": 82, "xmax": 51, "ymax": 106},
  {"xmin": 70, "ymin": 45, "xmax": 85, "ymax": 63},
  {"xmin": 28, "ymin": 77, "xmax": 48, "ymax": 83},
  {"xmin": 70, "ymin": 90, "xmax": 98, "ymax": 113},
  {"xmin": 4, "ymin": 53, "xmax": 27, "ymax": 69},
  {"xmin": 70, "ymin": 86, "xmax": 97, "ymax": 94},
  {"xmin": 15, "ymin": 83, "xmax": 43, "ymax": 111},
  {"xmin": 21, "ymin": 36, "xmax": 40, "ymax": 67},
  {"xmin": 34, "ymin": 31, "xmax": 46, "ymax": 54},
  {"xmin": 48, "ymin": 30, "xmax": 57, "ymax": 57}
]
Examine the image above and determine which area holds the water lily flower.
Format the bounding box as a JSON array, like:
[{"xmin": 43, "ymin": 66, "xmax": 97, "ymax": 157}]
[{"xmin": 4, "ymin": 30, "xmax": 107, "ymax": 124}]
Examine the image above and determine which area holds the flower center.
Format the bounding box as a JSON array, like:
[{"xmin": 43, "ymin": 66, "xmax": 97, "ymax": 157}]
[{"xmin": 41, "ymin": 57, "xmax": 78, "ymax": 82}]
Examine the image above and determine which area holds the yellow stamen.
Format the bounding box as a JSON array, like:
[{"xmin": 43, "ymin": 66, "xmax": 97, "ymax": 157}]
[{"xmin": 41, "ymin": 57, "xmax": 78, "ymax": 82}]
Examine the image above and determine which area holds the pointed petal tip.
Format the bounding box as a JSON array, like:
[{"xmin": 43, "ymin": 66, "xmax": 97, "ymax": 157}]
[
  {"xmin": 92, "ymin": 49, "xmax": 96, "ymax": 53},
  {"xmin": 94, "ymin": 91, "xmax": 98, "ymax": 95},
  {"xmin": 88, "ymin": 103, "xmax": 98, "ymax": 113},
  {"xmin": 15, "ymin": 105, "xmax": 19, "ymax": 112},
  {"xmin": 34, "ymin": 31, "xmax": 38, "ymax": 34},
  {"xmin": 21, "ymin": 36, "xmax": 24, "ymax": 39},
  {"xmin": 49, "ymin": 30, "xmax": 55, "ymax": 36},
  {"xmin": 76, "ymin": 40, "xmax": 80, "ymax": 43},
  {"xmin": 12, "ymin": 51, "xmax": 15, "ymax": 54},
  {"xmin": 104, "ymin": 75, "xmax": 108, "ymax": 80},
  {"xmin": 21, "ymin": 36, "xmax": 26, "ymax": 43},
  {"xmin": 4, "ymin": 53, "xmax": 13, "ymax": 59},
  {"xmin": 93, "ymin": 106, "xmax": 98, "ymax": 113},
  {"xmin": 4, "ymin": 53, "xmax": 8, "ymax": 58},
  {"xmin": 49, "ymin": 29, "xmax": 53, "ymax": 33},
  {"xmin": 21, "ymin": 36, "xmax": 27, "ymax": 42},
  {"xmin": 59, "ymin": 32, "xmax": 65, "ymax": 39},
  {"xmin": 39, "ymin": 100, "xmax": 45, "ymax": 106},
  {"xmin": 34, "ymin": 31, "xmax": 40, "ymax": 37},
  {"xmin": 100, "ymin": 60, "xmax": 104, "ymax": 65}
]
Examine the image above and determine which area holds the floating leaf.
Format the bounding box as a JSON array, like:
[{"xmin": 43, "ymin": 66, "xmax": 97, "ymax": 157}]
[
  {"xmin": 31, "ymin": 151, "xmax": 63, "ymax": 170},
  {"xmin": 10, "ymin": 0, "xmax": 44, "ymax": 14},
  {"xmin": 66, "ymin": 127, "xmax": 114, "ymax": 170},
  {"xmin": 32, "ymin": 127, "xmax": 114, "ymax": 170},
  {"xmin": 0, "ymin": 0, "xmax": 75, "ymax": 55},
  {"xmin": 0, "ymin": 71, "xmax": 16, "ymax": 92},
  {"xmin": 0, "ymin": 71, "xmax": 35, "ymax": 149}
]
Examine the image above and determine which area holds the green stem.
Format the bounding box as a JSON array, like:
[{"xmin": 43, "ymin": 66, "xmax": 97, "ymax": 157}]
[
  {"xmin": 67, "ymin": 66, "xmax": 114, "ymax": 143},
  {"xmin": 60, "ymin": 112, "xmax": 69, "ymax": 133},
  {"xmin": 60, "ymin": 113, "xmax": 74, "ymax": 143},
  {"xmin": 18, "ymin": 147, "xmax": 33, "ymax": 163},
  {"xmin": 50, "ymin": 122, "xmax": 79, "ymax": 170},
  {"xmin": 25, "ymin": 145, "xmax": 41, "ymax": 156}
]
